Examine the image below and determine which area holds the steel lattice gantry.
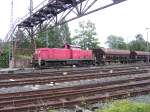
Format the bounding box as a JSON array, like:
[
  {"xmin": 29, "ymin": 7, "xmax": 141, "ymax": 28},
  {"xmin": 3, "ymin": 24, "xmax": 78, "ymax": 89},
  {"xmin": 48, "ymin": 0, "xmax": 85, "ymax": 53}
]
[
  {"xmin": 14, "ymin": 0, "xmax": 127, "ymax": 51},
  {"xmin": 8, "ymin": 0, "xmax": 126, "ymax": 68},
  {"xmin": 18, "ymin": 0, "xmax": 86, "ymax": 27},
  {"xmin": 18, "ymin": 0, "xmax": 127, "ymax": 29}
]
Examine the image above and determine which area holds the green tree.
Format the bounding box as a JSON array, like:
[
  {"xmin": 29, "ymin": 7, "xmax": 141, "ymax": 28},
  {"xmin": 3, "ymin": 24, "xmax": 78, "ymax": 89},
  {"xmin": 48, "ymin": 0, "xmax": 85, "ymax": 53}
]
[
  {"xmin": 0, "ymin": 43, "xmax": 9, "ymax": 68},
  {"xmin": 59, "ymin": 22, "xmax": 71, "ymax": 44},
  {"xmin": 106, "ymin": 35, "xmax": 128, "ymax": 49},
  {"xmin": 0, "ymin": 39, "xmax": 3, "ymax": 48},
  {"xmin": 14, "ymin": 29, "xmax": 31, "ymax": 48},
  {"xmin": 129, "ymin": 34, "xmax": 148, "ymax": 51},
  {"xmin": 36, "ymin": 22, "xmax": 71, "ymax": 48},
  {"xmin": 72, "ymin": 20, "xmax": 100, "ymax": 49},
  {"xmin": 36, "ymin": 27, "xmax": 62, "ymax": 48}
]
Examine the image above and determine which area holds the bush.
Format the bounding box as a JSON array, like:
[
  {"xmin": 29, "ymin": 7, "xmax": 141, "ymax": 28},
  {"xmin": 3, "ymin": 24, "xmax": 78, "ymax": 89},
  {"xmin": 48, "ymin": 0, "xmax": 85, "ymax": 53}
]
[
  {"xmin": 96, "ymin": 100, "xmax": 150, "ymax": 112},
  {"xmin": 0, "ymin": 45, "xmax": 9, "ymax": 68}
]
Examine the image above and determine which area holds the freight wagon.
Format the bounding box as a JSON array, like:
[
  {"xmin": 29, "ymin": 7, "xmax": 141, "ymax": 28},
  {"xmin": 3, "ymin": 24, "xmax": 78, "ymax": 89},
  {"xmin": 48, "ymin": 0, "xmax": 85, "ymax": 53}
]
[
  {"xmin": 93, "ymin": 48, "xmax": 150, "ymax": 65},
  {"xmin": 93, "ymin": 48, "xmax": 131, "ymax": 65}
]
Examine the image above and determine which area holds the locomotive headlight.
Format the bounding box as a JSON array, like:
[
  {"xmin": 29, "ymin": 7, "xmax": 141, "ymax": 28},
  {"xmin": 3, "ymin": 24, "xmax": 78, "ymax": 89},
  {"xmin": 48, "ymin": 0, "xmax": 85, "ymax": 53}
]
[{"xmin": 35, "ymin": 50, "xmax": 40, "ymax": 54}]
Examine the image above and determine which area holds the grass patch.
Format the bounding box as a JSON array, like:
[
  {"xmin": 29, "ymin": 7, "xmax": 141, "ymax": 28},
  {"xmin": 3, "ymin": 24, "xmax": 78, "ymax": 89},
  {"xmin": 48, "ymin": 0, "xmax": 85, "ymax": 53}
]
[
  {"xmin": 16, "ymin": 55, "xmax": 32, "ymax": 59},
  {"xmin": 48, "ymin": 109, "xmax": 57, "ymax": 112},
  {"xmin": 96, "ymin": 100, "xmax": 150, "ymax": 112}
]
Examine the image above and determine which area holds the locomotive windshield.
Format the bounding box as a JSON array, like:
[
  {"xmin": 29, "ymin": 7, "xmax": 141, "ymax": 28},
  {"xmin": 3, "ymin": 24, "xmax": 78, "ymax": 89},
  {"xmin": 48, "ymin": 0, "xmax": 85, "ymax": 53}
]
[{"xmin": 63, "ymin": 44, "xmax": 81, "ymax": 49}]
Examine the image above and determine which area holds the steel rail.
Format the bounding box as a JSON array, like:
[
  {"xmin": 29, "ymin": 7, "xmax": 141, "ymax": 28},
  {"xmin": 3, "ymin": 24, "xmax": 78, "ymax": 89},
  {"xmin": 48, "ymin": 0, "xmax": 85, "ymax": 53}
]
[
  {"xmin": 0, "ymin": 63, "xmax": 149, "ymax": 78},
  {"xmin": 0, "ymin": 73, "xmax": 150, "ymax": 101},
  {"xmin": 1, "ymin": 77, "xmax": 150, "ymax": 107},
  {"xmin": 0, "ymin": 69, "xmax": 148, "ymax": 88},
  {"xmin": 0, "ymin": 66, "xmax": 143, "ymax": 80},
  {"xmin": 1, "ymin": 84, "xmax": 150, "ymax": 111}
]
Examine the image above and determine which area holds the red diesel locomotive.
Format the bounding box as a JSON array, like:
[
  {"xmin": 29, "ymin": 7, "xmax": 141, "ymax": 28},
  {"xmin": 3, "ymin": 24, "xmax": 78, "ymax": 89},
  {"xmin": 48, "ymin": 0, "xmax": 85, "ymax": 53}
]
[{"xmin": 32, "ymin": 44, "xmax": 94, "ymax": 67}]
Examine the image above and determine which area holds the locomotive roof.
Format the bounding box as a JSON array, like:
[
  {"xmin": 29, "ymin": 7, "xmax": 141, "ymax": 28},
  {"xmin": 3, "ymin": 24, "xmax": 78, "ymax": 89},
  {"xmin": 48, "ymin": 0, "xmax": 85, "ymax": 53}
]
[{"xmin": 94, "ymin": 48, "xmax": 130, "ymax": 55}]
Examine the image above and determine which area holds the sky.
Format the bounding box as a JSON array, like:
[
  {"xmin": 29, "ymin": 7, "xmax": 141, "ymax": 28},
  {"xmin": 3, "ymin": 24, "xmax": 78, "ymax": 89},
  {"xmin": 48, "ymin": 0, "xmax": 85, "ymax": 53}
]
[{"xmin": 0, "ymin": 0, "xmax": 150, "ymax": 47}]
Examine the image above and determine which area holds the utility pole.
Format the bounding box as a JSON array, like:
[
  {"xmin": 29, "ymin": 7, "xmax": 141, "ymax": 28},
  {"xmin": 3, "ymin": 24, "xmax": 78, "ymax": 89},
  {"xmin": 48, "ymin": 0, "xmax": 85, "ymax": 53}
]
[
  {"xmin": 29, "ymin": 0, "xmax": 36, "ymax": 52},
  {"xmin": 9, "ymin": 0, "xmax": 14, "ymax": 68},
  {"xmin": 146, "ymin": 28, "xmax": 150, "ymax": 63},
  {"xmin": 29, "ymin": 0, "xmax": 33, "ymax": 15},
  {"xmin": 46, "ymin": 30, "xmax": 49, "ymax": 47}
]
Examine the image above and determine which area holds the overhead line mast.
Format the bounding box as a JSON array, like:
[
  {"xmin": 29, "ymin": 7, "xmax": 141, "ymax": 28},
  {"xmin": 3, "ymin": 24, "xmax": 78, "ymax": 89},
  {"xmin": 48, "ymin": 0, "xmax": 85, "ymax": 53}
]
[
  {"xmin": 9, "ymin": 0, "xmax": 14, "ymax": 68},
  {"xmin": 29, "ymin": 0, "xmax": 36, "ymax": 52}
]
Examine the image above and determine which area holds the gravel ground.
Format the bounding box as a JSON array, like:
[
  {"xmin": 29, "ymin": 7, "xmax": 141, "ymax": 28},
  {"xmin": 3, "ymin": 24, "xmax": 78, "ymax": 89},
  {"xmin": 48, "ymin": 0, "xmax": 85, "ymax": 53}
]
[
  {"xmin": 57, "ymin": 108, "xmax": 92, "ymax": 112},
  {"xmin": 129, "ymin": 94, "xmax": 150, "ymax": 103}
]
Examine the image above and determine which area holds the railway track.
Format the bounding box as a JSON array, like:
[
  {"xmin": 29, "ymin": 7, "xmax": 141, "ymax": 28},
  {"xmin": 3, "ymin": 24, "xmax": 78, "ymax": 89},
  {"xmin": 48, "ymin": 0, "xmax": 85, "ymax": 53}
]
[
  {"xmin": 0, "ymin": 65, "xmax": 149, "ymax": 80},
  {"xmin": 0, "ymin": 69, "xmax": 148, "ymax": 88},
  {"xmin": 0, "ymin": 64, "xmax": 150, "ymax": 76},
  {"xmin": 0, "ymin": 65, "xmax": 150, "ymax": 112},
  {"xmin": 0, "ymin": 74, "xmax": 150, "ymax": 102},
  {"xmin": 35, "ymin": 63, "xmax": 150, "ymax": 72},
  {"xmin": 1, "ymin": 73, "xmax": 150, "ymax": 100},
  {"xmin": 0, "ymin": 73, "xmax": 150, "ymax": 111}
]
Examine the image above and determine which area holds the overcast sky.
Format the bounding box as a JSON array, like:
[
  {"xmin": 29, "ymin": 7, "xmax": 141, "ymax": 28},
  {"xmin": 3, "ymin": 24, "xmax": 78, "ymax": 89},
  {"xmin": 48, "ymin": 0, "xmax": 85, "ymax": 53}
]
[{"xmin": 0, "ymin": 0, "xmax": 150, "ymax": 47}]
